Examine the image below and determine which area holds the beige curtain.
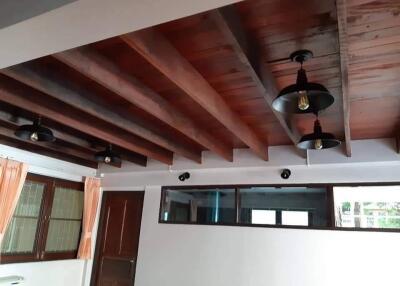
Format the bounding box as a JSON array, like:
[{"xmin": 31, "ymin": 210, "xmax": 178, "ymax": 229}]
[
  {"xmin": 0, "ymin": 158, "xmax": 29, "ymax": 247},
  {"xmin": 78, "ymin": 177, "xmax": 101, "ymax": 259}
]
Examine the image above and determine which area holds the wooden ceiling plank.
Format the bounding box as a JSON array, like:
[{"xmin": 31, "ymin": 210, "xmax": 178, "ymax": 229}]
[
  {"xmin": 51, "ymin": 48, "xmax": 232, "ymax": 161},
  {"xmin": 121, "ymin": 28, "xmax": 269, "ymax": 160},
  {"xmin": 210, "ymin": 6, "xmax": 301, "ymax": 146},
  {"xmin": 336, "ymin": 0, "xmax": 352, "ymax": 157},
  {"xmin": 0, "ymin": 135, "xmax": 98, "ymax": 168},
  {"xmin": 0, "ymin": 110, "xmax": 128, "ymax": 168},
  {"xmin": 0, "ymin": 122, "xmax": 98, "ymax": 169},
  {"xmin": 1, "ymin": 65, "xmax": 194, "ymax": 163},
  {"xmin": 0, "ymin": 80, "xmax": 173, "ymax": 165},
  {"xmin": 0, "ymin": 110, "xmax": 147, "ymax": 167},
  {"xmin": 0, "ymin": 124, "xmax": 101, "ymax": 168}
]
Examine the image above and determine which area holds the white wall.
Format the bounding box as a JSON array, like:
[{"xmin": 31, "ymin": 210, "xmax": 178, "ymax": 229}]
[
  {"xmin": 135, "ymin": 187, "xmax": 399, "ymax": 286},
  {"xmin": 99, "ymin": 138, "xmax": 400, "ymax": 286},
  {"xmin": 0, "ymin": 260, "xmax": 85, "ymax": 286},
  {"xmin": 0, "ymin": 144, "xmax": 97, "ymax": 286}
]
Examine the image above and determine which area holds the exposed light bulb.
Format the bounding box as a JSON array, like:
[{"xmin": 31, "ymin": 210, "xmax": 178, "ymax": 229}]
[
  {"xmin": 314, "ymin": 139, "xmax": 323, "ymax": 150},
  {"xmin": 30, "ymin": 132, "xmax": 39, "ymax": 142},
  {"xmin": 104, "ymin": 156, "xmax": 111, "ymax": 164},
  {"xmin": 298, "ymin": 90, "xmax": 310, "ymax": 111}
]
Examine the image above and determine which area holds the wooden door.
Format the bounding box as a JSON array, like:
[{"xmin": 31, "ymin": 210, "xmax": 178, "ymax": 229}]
[{"xmin": 91, "ymin": 191, "xmax": 144, "ymax": 286}]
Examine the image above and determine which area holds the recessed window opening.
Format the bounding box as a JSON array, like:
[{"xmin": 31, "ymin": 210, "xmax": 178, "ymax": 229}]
[{"xmin": 161, "ymin": 184, "xmax": 400, "ymax": 233}]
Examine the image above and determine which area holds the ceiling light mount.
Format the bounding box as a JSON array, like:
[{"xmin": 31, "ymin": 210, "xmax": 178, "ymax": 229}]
[
  {"xmin": 290, "ymin": 49, "xmax": 314, "ymax": 64},
  {"xmin": 272, "ymin": 49, "xmax": 335, "ymax": 114},
  {"xmin": 15, "ymin": 117, "xmax": 55, "ymax": 142}
]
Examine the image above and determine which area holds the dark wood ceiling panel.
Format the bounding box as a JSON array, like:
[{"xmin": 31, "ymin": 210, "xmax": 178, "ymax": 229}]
[
  {"xmin": 0, "ymin": 74, "xmax": 172, "ymax": 164},
  {"xmin": 2, "ymin": 60, "xmax": 203, "ymax": 163},
  {"xmin": 122, "ymin": 29, "xmax": 269, "ymax": 160},
  {"xmin": 236, "ymin": 0, "xmax": 345, "ymax": 151},
  {"xmin": 53, "ymin": 47, "xmax": 233, "ymax": 162},
  {"xmin": 91, "ymin": 37, "xmax": 231, "ymax": 151},
  {"xmin": 157, "ymin": 11, "xmax": 293, "ymax": 148},
  {"xmin": 0, "ymin": 0, "xmax": 397, "ymax": 166},
  {"xmin": 347, "ymin": 0, "xmax": 400, "ymax": 140}
]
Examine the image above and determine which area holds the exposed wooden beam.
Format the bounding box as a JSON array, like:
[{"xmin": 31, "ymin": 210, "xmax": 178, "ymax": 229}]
[
  {"xmin": 0, "ymin": 76, "xmax": 173, "ymax": 165},
  {"xmin": 121, "ymin": 28, "xmax": 268, "ymax": 160},
  {"xmin": 0, "ymin": 110, "xmax": 131, "ymax": 168},
  {"xmin": 336, "ymin": 0, "xmax": 352, "ymax": 157},
  {"xmin": 0, "ymin": 124, "xmax": 98, "ymax": 169},
  {"xmin": 52, "ymin": 48, "xmax": 232, "ymax": 162},
  {"xmin": 210, "ymin": 6, "xmax": 300, "ymax": 146},
  {"xmin": 10, "ymin": 113, "xmax": 147, "ymax": 167},
  {"xmin": 1, "ymin": 65, "xmax": 197, "ymax": 163}
]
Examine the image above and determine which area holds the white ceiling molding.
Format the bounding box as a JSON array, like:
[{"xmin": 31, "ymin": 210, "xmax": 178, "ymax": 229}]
[{"xmin": 0, "ymin": 0, "xmax": 243, "ymax": 69}]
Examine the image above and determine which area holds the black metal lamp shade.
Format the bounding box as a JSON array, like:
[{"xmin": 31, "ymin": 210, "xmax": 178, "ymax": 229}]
[
  {"xmin": 15, "ymin": 118, "xmax": 55, "ymax": 142},
  {"xmin": 297, "ymin": 120, "xmax": 341, "ymax": 150},
  {"xmin": 273, "ymin": 69, "xmax": 335, "ymax": 114},
  {"xmin": 95, "ymin": 145, "xmax": 121, "ymax": 164},
  {"xmin": 272, "ymin": 50, "xmax": 335, "ymax": 114}
]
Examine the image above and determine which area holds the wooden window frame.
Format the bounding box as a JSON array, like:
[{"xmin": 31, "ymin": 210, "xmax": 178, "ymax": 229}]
[
  {"xmin": 0, "ymin": 173, "xmax": 84, "ymax": 264},
  {"xmin": 159, "ymin": 183, "xmax": 400, "ymax": 233}
]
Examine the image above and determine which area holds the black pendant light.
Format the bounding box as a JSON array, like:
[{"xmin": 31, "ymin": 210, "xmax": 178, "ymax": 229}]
[
  {"xmin": 272, "ymin": 50, "xmax": 334, "ymax": 114},
  {"xmin": 15, "ymin": 117, "xmax": 55, "ymax": 142},
  {"xmin": 95, "ymin": 144, "xmax": 121, "ymax": 164},
  {"xmin": 297, "ymin": 119, "xmax": 340, "ymax": 150}
]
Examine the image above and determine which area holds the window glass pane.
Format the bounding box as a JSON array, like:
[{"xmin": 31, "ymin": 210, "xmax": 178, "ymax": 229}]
[
  {"xmin": 240, "ymin": 187, "xmax": 328, "ymax": 227},
  {"xmin": 51, "ymin": 187, "xmax": 84, "ymax": 219},
  {"xmin": 45, "ymin": 220, "xmax": 81, "ymax": 252},
  {"xmin": 1, "ymin": 180, "xmax": 45, "ymax": 254},
  {"xmin": 2, "ymin": 218, "xmax": 38, "ymax": 253},
  {"xmin": 45, "ymin": 187, "xmax": 83, "ymax": 252},
  {"xmin": 334, "ymin": 186, "xmax": 400, "ymax": 229},
  {"xmin": 251, "ymin": 210, "xmax": 276, "ymax": 224},
  {"xmin": 161, "ymin": 188, "xmax": 236, "ymax": 224},
  {"xmin": 282, "ymin": 211, "xmax": 309, "ymax": 226}
]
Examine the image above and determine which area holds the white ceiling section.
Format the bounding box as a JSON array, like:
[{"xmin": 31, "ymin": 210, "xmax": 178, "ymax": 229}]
[{"xmin": 0, "ymin": 0, "xmax": 243, "ymax": 69}]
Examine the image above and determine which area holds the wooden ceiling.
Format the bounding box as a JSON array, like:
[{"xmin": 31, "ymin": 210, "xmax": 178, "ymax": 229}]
[{"xmin": 0, "ymin": 0, "xmax": 398, "ymax": 168}]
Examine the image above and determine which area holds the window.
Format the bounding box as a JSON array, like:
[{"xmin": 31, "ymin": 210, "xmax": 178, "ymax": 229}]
[
  {"xmin": 239, "ymin": 186, "xmax": 328, "ymax": 227},
  {"xmin": 160, "ymin": 188, "xmax": 236, "ymax": 224},
  {"xmin": 160, "ymin": 184, "xmax": 400, "ymax": 233},
  {"xmin": 1, "ymin": 174, "xmax": 84, "ymax": 263},
  {"xmin": 334, "ymin": 186, "xmax": 400, "ymax": 230},
  {"xmin": 160, "ymin": 185, "xmax": 330, "ymax": 228}
]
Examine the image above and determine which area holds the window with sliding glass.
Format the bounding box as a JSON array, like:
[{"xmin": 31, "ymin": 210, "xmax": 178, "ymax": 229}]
[
  {"xmin": 239, "ymin": 186, "xmax": 329, "ymax": 227},
  {"xmin": 160, "ymin": 184, "xmax": 400, "ymax": 233},
  {"xmin": 160, "ymin": 185, "xmax": 332, "ymax": 229},
  {"xmin": 0, "ymin": 174, "xmax": 84, "ymax": 263}
]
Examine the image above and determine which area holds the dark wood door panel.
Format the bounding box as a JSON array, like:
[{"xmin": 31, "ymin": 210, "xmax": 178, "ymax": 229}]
[{"xmin": 92, "ymin": 191, "xmax": 144, "ymax": 286}]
